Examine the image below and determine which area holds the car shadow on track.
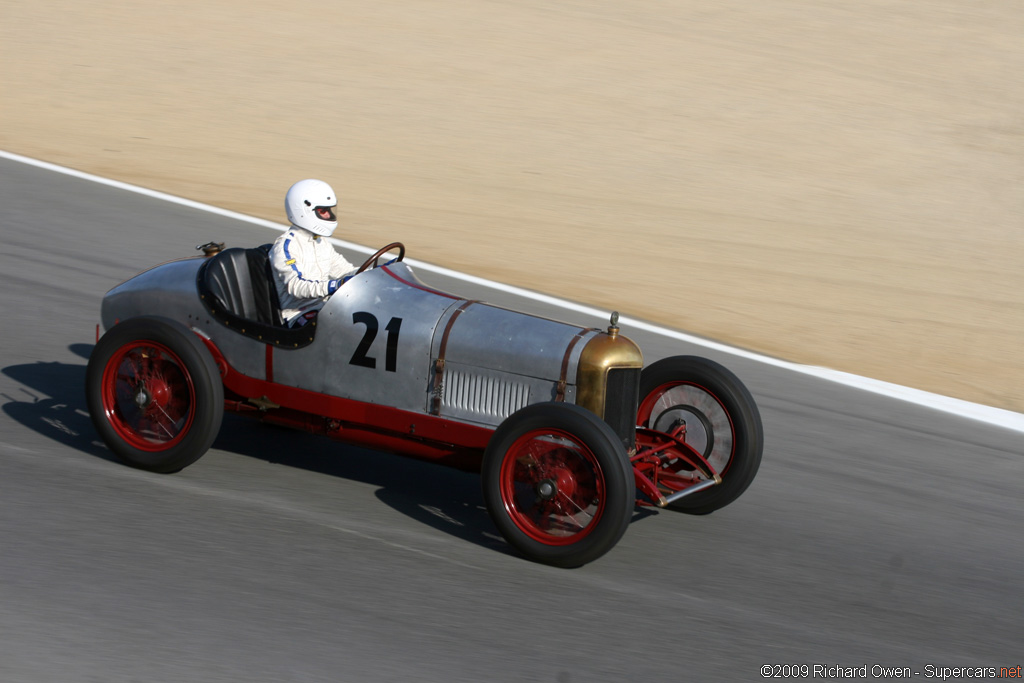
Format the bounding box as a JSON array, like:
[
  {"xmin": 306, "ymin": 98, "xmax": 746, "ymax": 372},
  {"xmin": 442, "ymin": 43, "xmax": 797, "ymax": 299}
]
[
  {"xmin": 216, "ymin": 419, "xmax": 661, "ymax": 559},
  {"xmin": 1, "ymin": 348, "xmax": 119, "ymax": 465},
  {"xmin": 1, "ymin": 344, "xmax": 519, "ymax": 558},
  {"xmin": 213, "ymin": 414, "xmax": 517, "ymax": 559}
]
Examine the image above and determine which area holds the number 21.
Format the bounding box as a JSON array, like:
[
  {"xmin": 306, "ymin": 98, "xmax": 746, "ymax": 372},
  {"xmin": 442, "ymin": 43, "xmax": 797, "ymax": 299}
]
[{"xmin": 350, "ymin": 312, "xmax": 402, "ymax": 372}]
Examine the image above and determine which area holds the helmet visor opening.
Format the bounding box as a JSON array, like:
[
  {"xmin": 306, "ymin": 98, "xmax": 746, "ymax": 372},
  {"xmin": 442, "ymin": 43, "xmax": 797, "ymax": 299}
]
[{"xmin": 314, "ymin": 205, "xmax": 337, "ymax": 222}]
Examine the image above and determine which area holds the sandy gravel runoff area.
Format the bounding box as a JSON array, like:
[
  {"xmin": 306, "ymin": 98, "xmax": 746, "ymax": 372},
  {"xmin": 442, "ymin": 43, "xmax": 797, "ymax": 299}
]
[{"xmin": 3, "ymin": 1, "xmax": 1022, "ymax": 414}]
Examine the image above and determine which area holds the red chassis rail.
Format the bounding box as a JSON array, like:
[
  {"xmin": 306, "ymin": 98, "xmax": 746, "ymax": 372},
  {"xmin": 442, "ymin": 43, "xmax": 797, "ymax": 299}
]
[
  {"xmin": 199, "ymin": 335, "xmax": 722, "ymax": 500},
  {"xmin": 200, "ymin": 337, "xmax": 493, "ymax": 470}
]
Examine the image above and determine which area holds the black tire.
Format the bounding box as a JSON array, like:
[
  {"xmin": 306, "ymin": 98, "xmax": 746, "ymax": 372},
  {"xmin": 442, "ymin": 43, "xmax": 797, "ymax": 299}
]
[
  {"xmin": 638, "ymin": 355, "xmax": 763, "ymax": 514},
  {"xmin": 482, "ymin": 402, "xmax": 634, "ymax": 568},
  {"xmin": 85, "ymin": 317, "xmax": 224, "ymax": 473}
]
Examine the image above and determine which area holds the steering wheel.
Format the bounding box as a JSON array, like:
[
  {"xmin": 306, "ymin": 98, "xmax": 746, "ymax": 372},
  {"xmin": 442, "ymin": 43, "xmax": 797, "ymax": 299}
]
[{"xmin": 354, "ymin": 242, "xmax": 406, "ymax": 275}]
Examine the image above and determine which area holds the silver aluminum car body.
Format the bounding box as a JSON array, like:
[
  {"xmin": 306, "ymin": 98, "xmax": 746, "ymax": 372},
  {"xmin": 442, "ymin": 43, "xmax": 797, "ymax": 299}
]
[{"xmin": 100, "ymin": 258, "xmax": 612, "ymax": 429}]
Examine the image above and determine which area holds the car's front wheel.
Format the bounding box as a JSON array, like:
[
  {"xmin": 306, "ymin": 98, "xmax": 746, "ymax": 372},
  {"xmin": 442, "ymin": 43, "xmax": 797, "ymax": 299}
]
[
  {"xmin": 482, "ymin": 403, "xmax": 634, "ymax": 567},
  {"xmin": 86, "ymin": 317, "xmax": 223, "ymax": 473},
  {"xmin": 637, "ymin": 355, "xmax": 763, "ymax": 514}
]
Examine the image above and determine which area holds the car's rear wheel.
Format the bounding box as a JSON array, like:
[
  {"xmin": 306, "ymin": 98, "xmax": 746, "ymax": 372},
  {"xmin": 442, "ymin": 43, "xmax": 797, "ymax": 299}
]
[
  {"xmin": 483, "ymin": 403, "xmax": 633, "ymax": 567},
  {"xmin": 86, "ymin": 317, "xmax": 223, "ymax": 473},
  {"xmin": 637, "ymin": 355, "xmax": 763, "ymax": 514}
]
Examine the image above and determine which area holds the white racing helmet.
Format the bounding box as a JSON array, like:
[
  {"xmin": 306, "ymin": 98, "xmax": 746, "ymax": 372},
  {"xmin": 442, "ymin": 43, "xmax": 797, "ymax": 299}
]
[{"xmin": 285, "ymin": 179, "xmax": 338, "ymax": 236}]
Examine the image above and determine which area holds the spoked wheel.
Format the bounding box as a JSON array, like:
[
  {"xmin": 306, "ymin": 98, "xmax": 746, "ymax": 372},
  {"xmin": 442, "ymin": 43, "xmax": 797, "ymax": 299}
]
[
  {"xmin": 86, "ymin": 317, "xmax": 223, "ymax": 473},
  {"xmin": 483, "ymin": 403, "xmax": 633, "ymax": 567},
  {"xmin": 637, "ymin": 356, "xmax": 763, "ymax": 514},
  {"xmin": 102, "ymin": 340, "xmax": 195, "ymax": 448}
]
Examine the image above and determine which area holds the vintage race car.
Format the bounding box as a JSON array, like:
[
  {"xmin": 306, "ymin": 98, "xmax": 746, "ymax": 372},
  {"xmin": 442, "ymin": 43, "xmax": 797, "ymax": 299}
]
[{"xmin": 86, "ymin": 241, "xmax": 763, "ymax": 567}]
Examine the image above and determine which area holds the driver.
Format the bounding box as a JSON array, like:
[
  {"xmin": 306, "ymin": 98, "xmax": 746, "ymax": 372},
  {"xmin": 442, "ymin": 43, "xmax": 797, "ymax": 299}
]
[{"xmin": 270, "ymin": 179, "xmax": 357, "ymax": 327}]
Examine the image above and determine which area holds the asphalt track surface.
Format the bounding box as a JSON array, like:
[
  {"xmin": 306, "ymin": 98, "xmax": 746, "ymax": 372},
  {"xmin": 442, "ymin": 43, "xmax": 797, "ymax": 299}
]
[{"xmin": 2, "ymin": 157, "xmax": 1021, "ymax": 682}]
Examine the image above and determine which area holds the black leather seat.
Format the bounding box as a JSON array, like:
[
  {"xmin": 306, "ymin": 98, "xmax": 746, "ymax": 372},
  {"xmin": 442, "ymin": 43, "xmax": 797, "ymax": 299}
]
[
  {"xmin": 201, "ymin": 246, "xmax": 282, "ymax": 326},
  {"xmin": 197, "ymin": 245, "xmax": 317, "ymax": 348}
]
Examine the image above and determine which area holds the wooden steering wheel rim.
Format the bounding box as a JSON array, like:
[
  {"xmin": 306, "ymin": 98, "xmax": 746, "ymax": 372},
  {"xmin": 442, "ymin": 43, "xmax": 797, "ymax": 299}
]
[{"xmin": 355, "ymin": 242, "xmax": 406, "ymax": 274}]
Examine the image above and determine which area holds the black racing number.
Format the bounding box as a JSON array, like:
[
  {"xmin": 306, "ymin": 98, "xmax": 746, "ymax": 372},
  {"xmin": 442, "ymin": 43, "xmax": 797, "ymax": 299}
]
[
  {"xmin": 350, "ymin": 312, "xmax": 378, "ymax": 368},
  {"xmin": 384, "ymin": 316, "xmax": 402, "ymax": 373},
  {"xmin": 350, "ymin": 312, "xmax": 402, "ymax": 372}
]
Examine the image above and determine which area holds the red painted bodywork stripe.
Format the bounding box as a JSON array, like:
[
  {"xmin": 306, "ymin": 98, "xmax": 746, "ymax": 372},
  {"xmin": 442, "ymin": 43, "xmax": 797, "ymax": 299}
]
[
  {"xmin": 381, "ymin": 266, "xmax": 462, "ymax": 300},
  {"xmin": 201, "ymin": 336, "xmax": 493, "ymax": 451}
]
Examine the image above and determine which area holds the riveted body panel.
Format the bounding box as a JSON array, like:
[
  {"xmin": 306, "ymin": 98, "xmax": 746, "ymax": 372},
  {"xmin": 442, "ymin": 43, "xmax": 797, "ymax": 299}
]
[
  {"xmin": 270, "ymin": 265, "xmax": 460, "ymax": 412},
  {"xmin": 98, "ymin": 256, "xmax": 636, "ymax": 431},
  {"xmin": 102, "ymin": 257, "xmax": 266, "ymax": 379},
  {"xmin": 101, "ymin": 258, "xmax": 205, "ymax": 332},
  {"xmin": 434, "ymin": 303, "xmax": 588, "ymax": 378}
]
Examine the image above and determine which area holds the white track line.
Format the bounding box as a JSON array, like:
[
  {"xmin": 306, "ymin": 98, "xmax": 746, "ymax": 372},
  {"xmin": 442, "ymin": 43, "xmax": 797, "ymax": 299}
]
[{"xmin": 4, "ymin": 149, "xmax": 1023, "ymax": 434}]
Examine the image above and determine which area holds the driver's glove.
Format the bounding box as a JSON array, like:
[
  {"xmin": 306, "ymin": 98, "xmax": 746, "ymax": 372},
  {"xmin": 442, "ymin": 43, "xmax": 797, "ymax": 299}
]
[{"xmin": 327, "ymin": 279, "xmax": 343, "ymax": 295}]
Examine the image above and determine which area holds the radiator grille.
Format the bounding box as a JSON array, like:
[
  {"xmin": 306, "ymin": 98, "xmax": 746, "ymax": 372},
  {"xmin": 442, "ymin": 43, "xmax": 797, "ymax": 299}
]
[{"xmin": 604, "ymin": 367, "xmax": 641, "ymax": 449}]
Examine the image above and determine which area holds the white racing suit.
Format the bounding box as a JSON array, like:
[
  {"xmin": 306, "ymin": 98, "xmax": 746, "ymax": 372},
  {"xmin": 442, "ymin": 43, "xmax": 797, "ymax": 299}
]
[{"xmin": 269, "ymin": 226, "xmax": 357, "ymax": 325}]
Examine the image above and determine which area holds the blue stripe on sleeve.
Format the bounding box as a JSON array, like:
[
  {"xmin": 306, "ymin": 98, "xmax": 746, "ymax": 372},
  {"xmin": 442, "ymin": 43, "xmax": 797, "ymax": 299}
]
[{"xmin": 283, "ymin": 238, "xmax": 306, "ymax": 280}]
